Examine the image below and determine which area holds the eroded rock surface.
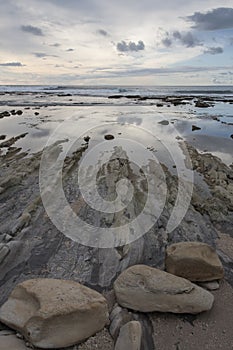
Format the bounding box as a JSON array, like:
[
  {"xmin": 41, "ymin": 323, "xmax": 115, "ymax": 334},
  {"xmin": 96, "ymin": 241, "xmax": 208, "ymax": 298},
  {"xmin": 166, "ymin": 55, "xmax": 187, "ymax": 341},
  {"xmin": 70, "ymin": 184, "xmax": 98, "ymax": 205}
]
[
  {"xmin": 114, "ymin": 265, "xmax": 214, "ymax": 314},
  {"xmin": 0, "ymin": 279, "xmax": 109, "ymax": 349},
  {"xmin": 165, "ymin": 242, "xmax": 224, "ymax": 281}
]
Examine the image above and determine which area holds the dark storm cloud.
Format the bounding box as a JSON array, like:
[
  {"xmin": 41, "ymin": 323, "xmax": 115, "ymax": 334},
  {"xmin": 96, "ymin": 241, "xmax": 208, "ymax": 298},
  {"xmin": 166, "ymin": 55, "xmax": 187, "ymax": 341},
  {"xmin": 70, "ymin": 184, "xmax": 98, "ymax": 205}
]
[
  {"xmin": 117, "ymin": 40, "xmax": 145, "ymax": 52},
  {"xmin": 161, "ymin": 31, "xmax": 201, "ymax": 48},
  {"xmin": 204, "ymin": 47, "xmax": 223, "ymax": 55},
  {"xmin": 186, "ymin": 8, "xmax": 233, "ymax": 31},
  {"xmin": 21, "ymin": 25, "xmax": 44, "ymax": 36},
  {"xmin": 97, "ymin": 29, "xmax": 109, "ymax": 36},
  {"xmin": 0, "ymin": 62, "xmax": 24, "ymax": 67}
]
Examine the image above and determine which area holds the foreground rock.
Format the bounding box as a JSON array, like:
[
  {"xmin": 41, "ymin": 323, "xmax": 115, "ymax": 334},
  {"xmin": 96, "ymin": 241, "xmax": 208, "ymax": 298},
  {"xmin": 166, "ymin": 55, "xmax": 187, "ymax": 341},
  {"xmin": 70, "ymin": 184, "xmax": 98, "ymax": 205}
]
[
  {"xmin": 115, "ymin": 321, "xmax": 142, "ymax": 350},
  {"xmin": 0, "ymin": 331, "xmax": 27, "ymax": 350},
  {"xmin": 114, "ymin": 265, "xmax": 214, "ymax": 314},
  {"xmin": 0, "ymin": 279, "xmax": 109, "ymax": 349},
  {"xmin": 165, "ymin": 242, "xmax": 224, "ymax": 281}
]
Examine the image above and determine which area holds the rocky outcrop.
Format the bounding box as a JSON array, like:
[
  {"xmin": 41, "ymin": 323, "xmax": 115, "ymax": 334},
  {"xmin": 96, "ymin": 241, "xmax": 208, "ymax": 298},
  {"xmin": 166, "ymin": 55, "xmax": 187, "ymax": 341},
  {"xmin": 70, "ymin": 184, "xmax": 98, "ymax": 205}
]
[
  {"xmin": 114, "ymin": 321, "xmax": 142, "ymax": 350},
  {"xmin": 165, "ymin": 242, "xmax": 224, "ymax": 281},
  {"xmin": 0, "ymin": 279, "xmax": 109, "ymax": 349},
  {"xmin": 114, "ymin": 265, "xmax": 214, "ymax": 314},
  {"xmin": 195, "ymin": 99, "xmax": 211, "ymax": 108}
]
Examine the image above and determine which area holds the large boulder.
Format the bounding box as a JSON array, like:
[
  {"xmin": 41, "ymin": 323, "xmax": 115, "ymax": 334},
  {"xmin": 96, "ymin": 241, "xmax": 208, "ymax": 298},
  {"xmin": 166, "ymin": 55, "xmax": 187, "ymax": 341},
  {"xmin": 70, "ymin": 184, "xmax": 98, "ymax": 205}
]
[
  {"xmin": 165, "ymin": 242, "xmax": 224, "ymax": 281},
  {"xmin": 0, "ymin": 279, "xmax": 109, "ymax": 349},
  {"xmin": 115, "ymin": 321, "xmax": 142, "ymax": 350},
  {"xmin": 114, "ymin": 265, "xmax": 214, "ymax": 314}
]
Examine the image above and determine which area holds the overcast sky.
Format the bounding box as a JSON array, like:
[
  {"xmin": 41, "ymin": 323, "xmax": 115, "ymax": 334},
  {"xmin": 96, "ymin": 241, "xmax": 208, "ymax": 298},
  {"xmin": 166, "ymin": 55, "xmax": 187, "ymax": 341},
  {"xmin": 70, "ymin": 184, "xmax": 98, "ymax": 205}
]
[{"xmin": 0, "ymin": 0, "xmax": 233, "ymax": 85}]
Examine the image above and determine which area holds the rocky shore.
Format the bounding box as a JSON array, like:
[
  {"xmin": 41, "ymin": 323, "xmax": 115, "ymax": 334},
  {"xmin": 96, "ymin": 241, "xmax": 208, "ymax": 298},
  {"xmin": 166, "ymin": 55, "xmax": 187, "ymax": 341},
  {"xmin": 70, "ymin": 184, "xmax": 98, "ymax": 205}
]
[{"xmin": 0, "ymin": 108, "xmax": 233, "ymax": 349}]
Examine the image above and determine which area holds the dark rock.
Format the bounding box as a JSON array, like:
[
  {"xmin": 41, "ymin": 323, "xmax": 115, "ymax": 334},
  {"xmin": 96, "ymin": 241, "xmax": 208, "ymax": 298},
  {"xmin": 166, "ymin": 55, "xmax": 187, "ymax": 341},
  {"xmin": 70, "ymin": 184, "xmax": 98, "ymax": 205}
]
[
  {"xmin": 104, "ymin": 134, "xmax": 115, "ymax": 140},
  {"xmin": 16, "ymin": 110, "xmax": 23, "ymax": 116},
  {"xmin": 156, "ymin": 103, "xmax": 164, "ymax": 107},
  {"xmin": 108, "ymin": 95, "xmax": 124, "ymax": 99},
  {"xmin": 0, "ymin": 111, "xmax": 11, "ymax": 118},
  {"xmin": 84, "ymin": 136, "xmax": 90, "ymax": 143},
  {"xmin": 158, "ymin": 120, "xmax": 169, "ymax": 125},
  {"xmin": 0, "ymin": 135, "xmax": 6, "ymax": 140},
  {"xmin": 230, "ymin": 134, "xmax": 233, "ymax": 139},
  {"xmin": 192, "ymin": 125, "xmax": 201, "ymax": 131},
  {"xmin": 195, "ymin": 100, "xmax": 211, "ymax": 108},
  {"xmin": 34, "ymin": 112, "xmax": 39, "ymax": 116}
]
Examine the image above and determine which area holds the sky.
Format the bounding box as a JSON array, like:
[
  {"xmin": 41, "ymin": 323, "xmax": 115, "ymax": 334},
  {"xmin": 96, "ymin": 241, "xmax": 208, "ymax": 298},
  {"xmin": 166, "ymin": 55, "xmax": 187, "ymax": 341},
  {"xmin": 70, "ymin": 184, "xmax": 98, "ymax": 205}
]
[{"xmin": 0, "ymin": 0, "xmax": 233, "ymax": 85}]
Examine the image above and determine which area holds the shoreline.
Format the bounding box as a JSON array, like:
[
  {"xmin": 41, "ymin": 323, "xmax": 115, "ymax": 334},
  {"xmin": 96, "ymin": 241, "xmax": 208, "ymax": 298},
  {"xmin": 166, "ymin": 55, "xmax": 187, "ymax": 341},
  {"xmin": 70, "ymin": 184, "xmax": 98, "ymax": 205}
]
[{"xmin": 0, "ymin": 95, "xmax": 233, "ymax": 349}]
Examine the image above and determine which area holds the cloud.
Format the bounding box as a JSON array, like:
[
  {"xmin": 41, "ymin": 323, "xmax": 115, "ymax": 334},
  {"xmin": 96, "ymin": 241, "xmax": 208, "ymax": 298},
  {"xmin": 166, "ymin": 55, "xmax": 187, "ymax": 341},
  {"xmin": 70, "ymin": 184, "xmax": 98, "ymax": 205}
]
[
  {"xmin": 0, "ymin": 62, "xmax": 24, "ymax": 67},
  {"xmin": 34, "ymin": 52, "xmax": 48, "ymax": 58},
  {"xmin": 161, "ymin": 31, "xmax": 201, "ymax": 48},
  {"xmin": 204, "ymin": 46, "xmax": 223, "ymax": 55},
  {"xmin": 50, "ymin": 43, "xmax": 61, "ymax": 47},
  {"xmin": 116, "ymin": 40, "xmax": 145, "ymax": 53},
  {"xmin": 33, "ymin": 52, "xmax": 58, "ymax": 58},
  {"xmin": 21, "ymin": 25, "xmax": 44, "ymax": 36},
  {"xmin": 161, "ymin": 37, "xmax": 172, "ymax": 48},
  {"xmin": 97, "ymin": 29, "xmax": 109, "ymax": 37},
  {"xmin": 186, "ymin": 8, "xmax": 233, "ymax": 31}
]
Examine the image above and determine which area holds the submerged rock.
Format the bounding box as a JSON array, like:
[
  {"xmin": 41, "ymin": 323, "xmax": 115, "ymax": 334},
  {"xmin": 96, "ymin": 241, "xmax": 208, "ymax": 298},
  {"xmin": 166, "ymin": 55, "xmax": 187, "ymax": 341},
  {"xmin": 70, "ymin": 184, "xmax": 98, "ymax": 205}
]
[
  {"xmin": 114, "ymin": 265, "xmax": 214, "ymax": 314},
  {"xmin": 0, "ymin": 278, "xmax": 109, "ymax": 349},
  {"xmin": 165, "ymin": 242, "xmax": 224, "ymax": 282}
]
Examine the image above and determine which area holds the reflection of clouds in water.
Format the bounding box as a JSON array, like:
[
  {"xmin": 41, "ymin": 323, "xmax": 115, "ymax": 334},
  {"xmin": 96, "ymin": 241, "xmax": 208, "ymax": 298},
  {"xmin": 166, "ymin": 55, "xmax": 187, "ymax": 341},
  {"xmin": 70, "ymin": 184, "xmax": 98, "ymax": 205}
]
[
  {"xmin": 117, "ymin": 116, "xmax": 142, "ymax": 125},
  {"xmin": 32, "ymin": 129, "xmax": 50, "ymax": 138},
  {"xmin": 186, "ymin": 134, "xmax": 233, "ymax": 165}
]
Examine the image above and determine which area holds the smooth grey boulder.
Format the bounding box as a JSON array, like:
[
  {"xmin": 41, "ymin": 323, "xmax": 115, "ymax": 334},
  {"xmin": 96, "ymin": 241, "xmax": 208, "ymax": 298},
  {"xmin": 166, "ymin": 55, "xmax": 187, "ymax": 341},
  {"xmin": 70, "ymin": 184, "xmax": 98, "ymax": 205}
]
[{"xmin": 114, "ymin": 265, "xmax": 214, "ymax": 314}]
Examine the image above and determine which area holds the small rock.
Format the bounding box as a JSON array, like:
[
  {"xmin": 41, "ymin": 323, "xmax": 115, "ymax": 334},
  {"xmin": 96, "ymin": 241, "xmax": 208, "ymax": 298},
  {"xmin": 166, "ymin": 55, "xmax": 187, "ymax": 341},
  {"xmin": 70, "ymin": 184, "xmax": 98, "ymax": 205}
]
[
  {"xmin": 109, "ymin": 306, "xmax": 133, "ymax": 340},
  {"xmin": 165, "ymin": 242, "xmax": 224, "ymax": 281},
  {"xmin": 0, "ymin": 279, "xmax": 109, "ymax": 349},
  {"xmin": 83, "ymin": 135, "xmax": 90, "ymax": 143},
  {"xmin": 192, "ymin": 125, "xmax": 201, "ymax": 131},
  {"xmin": 0, "ymin": 332, "xmax": 27, "ymax": 350},
  {"xmin": 198, "ymin": 281, "xmax": 220, "ymax": 291},
  {"xmin": 16, "ymin": 110, "xmax": 23, "ymax": 115},
  {"xmin": 34, "ymin": 112, "xmax": 39, "ymax": 116},
  {"xmin": 158, "ymin": 120, "xmax": 169, "ymax": 125},
  {"xmin": 114, "ymin": 321, "xmax": 142, "ymax": 350},
  {"xmin": 104, "ymin": 134, "xmax": 115, "ymax": 140},
  {"xmin": 230, "ymin": 134, "xmax": 233, "ymax": 139},
  {"xmin": 0, "ymin": 135, "xmax": 6, "ymax": 140},
  {"xmin": 114, "ymin": 265, "xmax": 214, "ymax": 314}
]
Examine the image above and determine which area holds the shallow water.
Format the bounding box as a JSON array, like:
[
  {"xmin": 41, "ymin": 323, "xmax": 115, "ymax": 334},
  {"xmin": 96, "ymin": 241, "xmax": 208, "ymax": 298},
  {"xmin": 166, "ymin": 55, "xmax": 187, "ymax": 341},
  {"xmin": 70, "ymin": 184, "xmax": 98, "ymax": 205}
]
[{"xmin": 0, "ymin": 92, "xmax": 232, "ymax": 167}]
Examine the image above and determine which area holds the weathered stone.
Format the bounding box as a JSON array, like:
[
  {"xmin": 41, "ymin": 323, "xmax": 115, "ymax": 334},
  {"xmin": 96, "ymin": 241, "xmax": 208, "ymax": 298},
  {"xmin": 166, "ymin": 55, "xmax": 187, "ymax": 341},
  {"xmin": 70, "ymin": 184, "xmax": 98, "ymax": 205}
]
[
  {"xmin": 0, "ymin": 279, "xmax": 109, "ymax": 349},
  {"xmin": 0, "ymin": 331, "xmax": 27, "ymax": 350},
  {"xmin": 165, "ymin": 242, "xmax": 224, "ymax": 281},
  {"xmin": 114, "ymin": 321, "xmax": 142, "ymax": 350},
  {"xmin": 198, "ymin": 281, "xmax": 220, "ymax": 291},
  {"xmin": 109, "ymin": 306, "xmax": 134, "ymax": 340},
  {"xmin": 114, "ymin": 265, "xmax": 214, "ymax": 314},
  {"xmin": 0, "ymin": 244, "xmax": 10, "ymax": 264}
]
